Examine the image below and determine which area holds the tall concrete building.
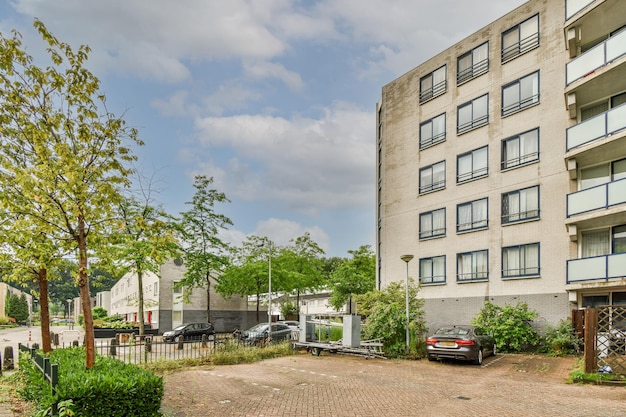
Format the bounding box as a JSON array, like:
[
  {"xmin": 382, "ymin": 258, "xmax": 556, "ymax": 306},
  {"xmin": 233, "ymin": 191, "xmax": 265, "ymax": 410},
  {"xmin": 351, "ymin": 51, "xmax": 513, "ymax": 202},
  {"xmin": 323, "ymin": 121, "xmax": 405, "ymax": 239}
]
[{"xmin": 376, "ymin": 0, "xmax": 626, "ymax": 331}]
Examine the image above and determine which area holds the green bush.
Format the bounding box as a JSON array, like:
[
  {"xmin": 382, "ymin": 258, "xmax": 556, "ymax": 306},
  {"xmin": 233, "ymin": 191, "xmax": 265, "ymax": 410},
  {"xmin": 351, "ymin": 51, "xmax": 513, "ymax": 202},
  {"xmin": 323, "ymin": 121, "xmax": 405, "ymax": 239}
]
[
  {"xmin": 539, "ymin": 319, "xmax": 581, "ymax": 356},
  {"xmin": 19, "ymin": 347, "xmax": 163, "ymax": 417},
  {"xmin": 471, "ymin": 301, "xmax": 539, "ymax": 352}
]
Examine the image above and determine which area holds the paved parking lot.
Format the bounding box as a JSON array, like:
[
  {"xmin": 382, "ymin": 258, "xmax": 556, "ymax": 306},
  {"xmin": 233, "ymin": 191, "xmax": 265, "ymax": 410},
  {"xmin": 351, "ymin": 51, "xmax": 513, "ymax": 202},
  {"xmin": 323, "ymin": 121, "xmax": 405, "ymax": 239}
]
[{"xmin": 161, "ymin": 352, "xmax": 625, "ymax": 417}]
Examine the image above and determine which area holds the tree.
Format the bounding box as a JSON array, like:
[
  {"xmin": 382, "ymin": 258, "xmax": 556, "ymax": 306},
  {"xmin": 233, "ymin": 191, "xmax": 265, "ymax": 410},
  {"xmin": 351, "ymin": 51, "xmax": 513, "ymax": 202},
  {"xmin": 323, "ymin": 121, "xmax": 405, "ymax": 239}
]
[
  {"xmin": 277, "ymin": 233, "xmax": 325, "ymax": 309},
  {"xmin": 178, "ymin": 175, "xmax": 232, "ymax": 323},
  {"xmin": 110, "ymin": 181, "xmax": 180, "ymax": 335},
  {"xmin": 0, "ymin": 21, "xmax": 141, "ymax": 368},
  {"xmin": 217, "ymin": 236, "xmax": 275, "ymax": 323},
  {"xmin": 355, "ymin": 280, "xmax": 426, "ymax": 357},
  {"xmin": 328, "ymin": 245, "xmax": 376, "ymax": 313}
]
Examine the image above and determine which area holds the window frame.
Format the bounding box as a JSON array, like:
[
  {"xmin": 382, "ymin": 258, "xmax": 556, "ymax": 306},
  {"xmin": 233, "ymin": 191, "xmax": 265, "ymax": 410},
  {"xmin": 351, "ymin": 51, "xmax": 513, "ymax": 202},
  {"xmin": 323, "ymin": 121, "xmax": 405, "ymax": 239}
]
[
  {"xmin": 457, "ymin": 94, "xmax": 489, "ymax": 134},
  {"xmin": 419, "ymin": 161, "xmax": 446, "ymax": 194},
  {"xmin": 501, "ymin": 14, "xmax": 540, "ymax": 63},
  {"xmin": 502, "ymin": 242, "xmax": 540, "ymax": 279},
  {"xmin": 457, "ymin": 41, "xmax": 489, "ymax": 85},
  {"xmin": 457, "ymin": 197, "xmax": 488, "ymax": 233},
  {"xmin": 456, "ymin": 249, "xmax": 489, "ymax": 282},
  {"xmin": 419, "ymin": 208, "xmax": 446, "ymax": 239},
  {"xmin": 420, "ymin": 65, "xmax": 447, "ymax": 103},
  {"xmin": 419, "ymin": 255, "xmax": 446, "ymax": 285},
  {"xmin": 420, "ymin": 113, "xmax": 446, "ymax": 149},
  {"xmin": 457, "ymin": 146, "xmax": 488, "ymax": 183},
  {"xmin": 502, "ymin": 71, "xmax": 540, "ymax": 117},
  {"xmin": 501, "ymin": 185, "xmax": 540, "ymax": 224},
  {"xmin": 501, "ymin": 128, "xmax": 540, "ymax": 170}
]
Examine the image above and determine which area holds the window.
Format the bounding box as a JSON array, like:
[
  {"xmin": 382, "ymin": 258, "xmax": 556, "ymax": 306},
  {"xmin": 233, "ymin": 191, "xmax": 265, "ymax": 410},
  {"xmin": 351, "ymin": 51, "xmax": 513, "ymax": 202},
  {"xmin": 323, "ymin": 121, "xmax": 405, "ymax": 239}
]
[
  {"xmin": 501, "ymin": 128, "xmax": 539, "ymax": 169},
  {"xmin": 420, "ymin": 208, "xmax": 446, "ymax": 239},
  {"xmin": 579, "ymin": 90, "xmax": 626, "ymax": 121},
  {"xmin": 173, "ymin": 281, "xmax": 182, "ymax": 294},
  {"xmin": 420, "ymin": 65, "xmax": 446, "ymax": 103},
  {"xmin": 457, "ymin": 198, "xmax": 488, "ymax": 232},
  {"xmin": 457, "ymin": 42, "xmax": 489, "ymax": 84},
  {"xmin": 457, "ymin": 146, "xmax": 488, "ymax": 183},
  {"xmin": 420, "ymin": 113, "xmax": 446, "ymax": 149},
  {"xmin": 420, "ymin": 256, "xmax": 446, "ymax": 284},
  {"xmin": 457, "ymin": 94, "xmax": 488, "ymax": 134},
  {"xmin": 580, "ymin": 158, "xmax": 626, "ymax": 190},
  {"xmin": 502, "ymin": 243, "xmax": 540, "ymax": 278},
  {"xmin": 582, "ymin": 225, "xmax": 626, "ymax": 257},
  {"xmin": 154, "ymin": 282, "xmax": 158, "ymax": 296},
  {"xmin": 502, "ymin": 71, "xmax": 539, "ymax": 116},
  {"xmin": 419, "ymin": 161, "xmax": 446, "ymax": 194},
  {"xmin": 502, "ymin": 185, "xmax": 539, "ymax": 224},
  {"xmin": 501, "ymin": 14, "xmax": 539, "ymax": 62},
  {"xmin": 457, "ymin": 250, "xmax": 488, "ymax": 282}
]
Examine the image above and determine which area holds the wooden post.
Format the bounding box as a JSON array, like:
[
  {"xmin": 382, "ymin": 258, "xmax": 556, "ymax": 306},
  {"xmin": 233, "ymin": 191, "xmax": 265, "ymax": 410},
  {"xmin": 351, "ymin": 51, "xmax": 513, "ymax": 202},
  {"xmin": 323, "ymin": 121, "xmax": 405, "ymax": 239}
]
[{"xmin": 584, "ymin": 307, "xmax": 598, "ymax": 374}]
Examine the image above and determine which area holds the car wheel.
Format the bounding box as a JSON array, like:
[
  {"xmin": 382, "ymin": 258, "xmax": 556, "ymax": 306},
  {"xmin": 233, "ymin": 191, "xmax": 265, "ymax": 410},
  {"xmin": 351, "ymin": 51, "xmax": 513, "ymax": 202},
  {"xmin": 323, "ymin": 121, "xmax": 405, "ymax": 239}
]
[
  {"xmin": 492, "ymin": 344, "xmax": 497, "ymax": 357},
  {"xmin": 474, "ymin": 348, "xmax": 483, "ymax": 365},
  {"xmin": 175, "ymin": 335, "xmax": 182, "ymax": 343}
]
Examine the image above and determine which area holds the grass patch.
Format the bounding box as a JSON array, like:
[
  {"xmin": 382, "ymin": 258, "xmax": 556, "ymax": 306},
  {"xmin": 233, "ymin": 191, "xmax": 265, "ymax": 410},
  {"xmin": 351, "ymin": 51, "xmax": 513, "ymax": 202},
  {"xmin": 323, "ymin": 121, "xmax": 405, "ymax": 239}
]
[{"xmin": 567, "ymin": 358, "xmax": 626, "ymax": 384}]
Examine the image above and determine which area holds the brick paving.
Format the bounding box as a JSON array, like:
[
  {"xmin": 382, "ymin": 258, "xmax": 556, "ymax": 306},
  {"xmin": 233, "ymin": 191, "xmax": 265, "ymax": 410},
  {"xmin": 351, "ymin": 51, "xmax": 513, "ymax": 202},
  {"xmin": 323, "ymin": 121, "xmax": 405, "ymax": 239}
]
[{"xmin": 161, "ymin": 353, "xmax": 626, "ymax": 417}]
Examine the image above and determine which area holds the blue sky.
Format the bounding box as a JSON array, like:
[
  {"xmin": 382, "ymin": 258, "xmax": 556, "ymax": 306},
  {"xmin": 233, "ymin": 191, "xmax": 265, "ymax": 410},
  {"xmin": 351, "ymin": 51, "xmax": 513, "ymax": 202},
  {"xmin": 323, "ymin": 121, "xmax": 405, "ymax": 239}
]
[{"xmin": 1, "ymin": 0, "xmax": 526, "ymax": 257}]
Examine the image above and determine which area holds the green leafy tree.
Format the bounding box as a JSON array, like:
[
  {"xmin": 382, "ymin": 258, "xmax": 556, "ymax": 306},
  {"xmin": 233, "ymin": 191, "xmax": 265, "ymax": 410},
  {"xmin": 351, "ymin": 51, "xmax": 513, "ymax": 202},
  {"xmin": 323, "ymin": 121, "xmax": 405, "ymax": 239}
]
[
  {"xmin": 217, "ymin": 236, "xmax": 277, "ymax": 323},
  {"xmin": 329, "ymin": 245, "xmax": 375, "ymax": 313},
  {"xmin": 471, "ymin": 301, "xmax": 540, "ymax": 352},
  {"xmin": 7, "ymin": 292, "xmax": 29, "ymax": 322},
  {"xmin": 278, "ymin": 233, "xmax": 325, "ymax": 308},
  {"xmin": 0, "ymin": 21, "xmax": 142, "ymax": 368},
  {"xmin": 178, "ymin": 175, "xmax": 232, "ymax": 323},
  {"xmin": 356, "ymin": 280, "xmax": 426, "ymax": 357},
  {"xmin": 110, "ymin": 182, "xmax": 181, "ymax": 335}
]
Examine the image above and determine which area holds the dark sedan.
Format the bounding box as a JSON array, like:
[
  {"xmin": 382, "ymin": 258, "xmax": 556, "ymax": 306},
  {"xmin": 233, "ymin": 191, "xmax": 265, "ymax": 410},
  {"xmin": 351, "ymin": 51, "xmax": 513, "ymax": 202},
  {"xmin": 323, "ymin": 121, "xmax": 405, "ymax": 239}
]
[
  {"xmin": 426, "ymin": 325, "xmax": 496, "ymax": 365},
  {"xmin": 235, "ymin": 322, "xmax": 292, "ymax": 345},
  {"xmin": 163, "ymin": 322, "xmax": 215, "ymax": 343}
]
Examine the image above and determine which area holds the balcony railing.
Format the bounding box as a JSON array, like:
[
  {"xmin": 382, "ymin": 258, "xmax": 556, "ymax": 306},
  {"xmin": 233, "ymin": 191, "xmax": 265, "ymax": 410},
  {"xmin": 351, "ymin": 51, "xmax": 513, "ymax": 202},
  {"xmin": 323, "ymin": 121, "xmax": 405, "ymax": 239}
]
[
  {"xmin": 567, "ymin": 177, "xmax": 626, "ymax": 217},
  {"xmin": 566, "ymin": 29, "xmax": 626, "ymax": 85},
  {"xmin": 566, "ymin": 252, "xmax": 626, "ymax": 283},
  {"xmin": 566, "ymin": 102, "xmax": 626, "ymax": 151},
  {"xmin": 566, "ymin": 0, "xmax": 594, "ymax": 20}
]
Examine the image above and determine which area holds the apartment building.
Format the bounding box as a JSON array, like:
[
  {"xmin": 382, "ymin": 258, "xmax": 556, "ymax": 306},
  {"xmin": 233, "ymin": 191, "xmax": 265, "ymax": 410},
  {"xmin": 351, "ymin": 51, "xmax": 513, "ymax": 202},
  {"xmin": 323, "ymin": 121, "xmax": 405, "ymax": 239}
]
[
  {"xmin": 376, "ymin": 0, "xmax": 626, "ymax": 331},
  {"xmin": 109, "ymin": 259, "xmax": 255, "ymax": 333}
]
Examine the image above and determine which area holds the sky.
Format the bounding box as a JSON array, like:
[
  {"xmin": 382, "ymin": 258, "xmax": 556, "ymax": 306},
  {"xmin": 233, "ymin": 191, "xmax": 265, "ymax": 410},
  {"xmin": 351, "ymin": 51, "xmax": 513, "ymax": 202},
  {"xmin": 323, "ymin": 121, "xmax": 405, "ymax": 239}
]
[{"xmin": 0, "ymin": 0, "xmax": 527, "ymax": 257}]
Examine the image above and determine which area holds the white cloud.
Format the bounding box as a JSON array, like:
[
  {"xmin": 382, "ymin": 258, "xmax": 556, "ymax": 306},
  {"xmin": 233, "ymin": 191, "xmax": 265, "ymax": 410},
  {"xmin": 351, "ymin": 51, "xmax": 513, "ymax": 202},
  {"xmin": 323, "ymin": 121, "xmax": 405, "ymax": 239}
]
[
  {"xmin": 243, "ymin": 60, "xmax": 305, "ymax": 91},
  {"xmin": 191, "ymin": 102, "xmax": 373, "ymax": 211},
  {"xmin": 253, "ymin": 218, "xmax": 331, "ymax": 253}
]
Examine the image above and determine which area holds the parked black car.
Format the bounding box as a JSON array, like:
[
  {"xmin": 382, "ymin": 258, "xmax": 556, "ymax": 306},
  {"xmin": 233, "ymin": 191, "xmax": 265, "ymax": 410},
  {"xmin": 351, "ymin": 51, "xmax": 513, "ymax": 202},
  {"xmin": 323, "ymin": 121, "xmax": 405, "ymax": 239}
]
[
  {"xmin": 426, "ymin": 325, "xmax": 496, "ymax": 365},
  {"xmin": 235, "ymin": 322, "xmax": 292, "ymax": 345},
  {"xmin": 163, "ymin": 322, "xmax": 215, "ymax": 343}
]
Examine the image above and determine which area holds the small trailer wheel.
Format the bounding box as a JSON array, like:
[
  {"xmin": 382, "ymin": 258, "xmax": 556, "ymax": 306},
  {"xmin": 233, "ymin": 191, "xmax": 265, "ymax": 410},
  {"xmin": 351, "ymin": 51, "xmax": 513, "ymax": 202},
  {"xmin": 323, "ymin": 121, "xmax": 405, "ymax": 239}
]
[{"xmin": 311, "ymin": 347, "xmax": 321, "ymax": 356}]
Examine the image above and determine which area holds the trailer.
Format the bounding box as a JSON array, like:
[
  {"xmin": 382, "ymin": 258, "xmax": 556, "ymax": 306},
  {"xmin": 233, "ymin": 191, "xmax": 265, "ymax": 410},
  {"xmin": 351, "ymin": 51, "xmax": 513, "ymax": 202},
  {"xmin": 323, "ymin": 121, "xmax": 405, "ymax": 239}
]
[{"xmin": 292, "ymin": 314, "xmax": 386, "ymax": 359}]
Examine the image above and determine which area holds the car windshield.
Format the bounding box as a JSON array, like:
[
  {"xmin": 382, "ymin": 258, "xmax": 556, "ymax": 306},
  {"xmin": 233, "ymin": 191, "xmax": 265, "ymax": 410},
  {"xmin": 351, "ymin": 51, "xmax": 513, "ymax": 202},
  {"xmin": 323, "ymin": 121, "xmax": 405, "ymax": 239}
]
[
  {"xmin": 246, "ymin": 324, "xmax": 268, "ymax": 333},
  {"xmin": 435, "ymin": 327, "xmax": 470, "ymax": 336},
  {"xmin": 173, "ymin": 324, "xmax": 188, "ymax": 331}
]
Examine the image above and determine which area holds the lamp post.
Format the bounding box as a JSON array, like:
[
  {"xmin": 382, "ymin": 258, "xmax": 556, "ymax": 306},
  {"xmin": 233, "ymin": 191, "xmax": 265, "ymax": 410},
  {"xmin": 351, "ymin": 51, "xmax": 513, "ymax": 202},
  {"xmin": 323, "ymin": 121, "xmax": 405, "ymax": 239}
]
[
  {"xmin": 400, "ymin": 254, "xmax": 414, "ymax": 351},
  {"xmin": 259, "ymin": 240, "xmax": 273, "ymax": 343}
]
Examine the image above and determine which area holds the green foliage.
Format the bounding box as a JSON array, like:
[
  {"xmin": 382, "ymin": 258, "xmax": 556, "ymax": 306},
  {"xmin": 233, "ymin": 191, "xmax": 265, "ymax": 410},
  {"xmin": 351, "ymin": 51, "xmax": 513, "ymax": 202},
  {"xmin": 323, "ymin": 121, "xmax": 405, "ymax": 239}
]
[
  {"xmin": 539, "ymin": 319, "xmax": 581, "ymax": 356},
  {"xmin": 6, "ymin": 292, "xmax": 29, "ymax": 322},
  {"xmin": 356, "ymin": 280, "xmax": 426, "ymax": 357},
  {"xmin": 92, "ymin": 307, "xmax": 108, "ymax": 320},
  {"xmin": 277, "ymin": 233, "xmax": 325, "ymax": 301},
  {"xmin": 471, "ymin": 301, "xmax": 540, "ymax": 352},
  {"xmin": 20, "ymin": 347, "xmax": 163, "ymax": 417},
  {"xmin": 280, "ymin": 300, "xmax": 298, "ymax": 318},
  {"xmin": 329, "ymin": 245, "xmax": 375, "ymax": 312}
]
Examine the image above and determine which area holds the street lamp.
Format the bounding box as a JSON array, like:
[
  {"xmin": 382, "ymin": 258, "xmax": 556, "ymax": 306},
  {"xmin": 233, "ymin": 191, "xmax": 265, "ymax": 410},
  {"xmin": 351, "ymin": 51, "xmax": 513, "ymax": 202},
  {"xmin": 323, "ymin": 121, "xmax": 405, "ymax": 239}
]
[
  {"xmin": 259, "ymin": 240, "xmax": 273, "ymax": 343},
  {"xmin": 66, "ymin": 298, "xmax": 72, "ymax": 325},
  {"xmin": 400, "ymin": 254, "xmax": 414, "ymax": 351}
]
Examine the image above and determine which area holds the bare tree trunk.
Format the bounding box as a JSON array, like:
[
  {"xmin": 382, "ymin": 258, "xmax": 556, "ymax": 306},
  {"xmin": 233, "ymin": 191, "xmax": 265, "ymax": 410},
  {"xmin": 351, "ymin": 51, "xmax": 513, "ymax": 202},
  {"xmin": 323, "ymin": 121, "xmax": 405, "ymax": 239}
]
[
  {"xmin": 205, "ymin": 270, "xmax": 211, "ymax": 323},
  {"xmin": 38, "ymin": 268, "xmax": 52, "ymax": 353},
  {"xmin": 77, "ymin": 217, "xmax": 95, "ymax": 369}
]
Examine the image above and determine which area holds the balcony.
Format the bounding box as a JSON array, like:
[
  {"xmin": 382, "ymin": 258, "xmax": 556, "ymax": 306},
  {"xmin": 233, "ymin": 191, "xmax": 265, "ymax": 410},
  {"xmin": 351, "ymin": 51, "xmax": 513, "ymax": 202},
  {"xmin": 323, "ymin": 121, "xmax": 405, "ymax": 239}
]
[
  {"xmin": 566, "ymin": 252, "xmax": 626, "ymax": 283},
  {"xmin": 566, "ymin": 0, "xmax": 595, "ymax": 20},
  {"xmin": 566, "ymin": 29, "xmax": 626, "ymax": 86},
  {"xmin": 567, "ymin": 178, "xmax": 626, "ymax": 217},
  {"xmin": 566, "ymin": 103, "xmax": 626, "ymax": 151}
]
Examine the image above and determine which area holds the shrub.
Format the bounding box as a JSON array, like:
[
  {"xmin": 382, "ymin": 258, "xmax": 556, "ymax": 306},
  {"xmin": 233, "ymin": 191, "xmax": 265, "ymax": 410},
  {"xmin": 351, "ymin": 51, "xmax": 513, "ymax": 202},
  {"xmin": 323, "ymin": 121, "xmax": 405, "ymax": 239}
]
[
  {"xmin": 471, "ymin": 301, "xmax": 539, "ymax": 352},
  {"xmin": 539, "ymin": 319, "xmax": 581, "ymax": 356}
]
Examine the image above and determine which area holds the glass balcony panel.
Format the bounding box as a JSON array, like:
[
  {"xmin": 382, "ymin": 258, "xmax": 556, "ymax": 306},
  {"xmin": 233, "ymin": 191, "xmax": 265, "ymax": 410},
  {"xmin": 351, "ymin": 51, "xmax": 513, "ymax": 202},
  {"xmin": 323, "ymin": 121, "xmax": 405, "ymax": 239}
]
[
  {"xmin": 567, "ymin": 256, "xmax": 607, "ymax": 282},
  {"xmin": 606, "ymin": 30, "xmax": 626, "ymax": 63},
  {"xmin": 608, "ymin": 178, "xmax": 626, "ymax": 206},
  {"xmin": 566, "ymin": 113, "xmax": 605, "ymax": 150},
  {"xmin": 607, "ymin": 103, "xmax": 626, "ymax": 135},
  {"xmin": 566, "ymin": 0, "xmax": 594, "ymax": 20},
  {"xmin": 567, "ymin": 43, "xmax": 604, "ymax": 85},
  {"xmin": 567, "ymin": 183, "xmax": 607, "ymax": 216},
  {"xmin": 608, "ymin": 253, "xmax": 626, "ymax": 278}
]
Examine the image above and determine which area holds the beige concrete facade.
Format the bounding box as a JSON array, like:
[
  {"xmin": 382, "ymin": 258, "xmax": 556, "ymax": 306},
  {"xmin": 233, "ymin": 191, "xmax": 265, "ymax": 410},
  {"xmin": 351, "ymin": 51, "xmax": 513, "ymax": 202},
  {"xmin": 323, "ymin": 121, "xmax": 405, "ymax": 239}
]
[{"xmin": 377, "ymin": 0, "xmax": 626, "ymax": 330}]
